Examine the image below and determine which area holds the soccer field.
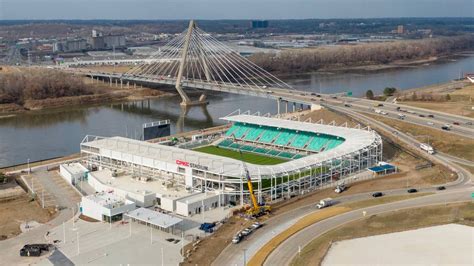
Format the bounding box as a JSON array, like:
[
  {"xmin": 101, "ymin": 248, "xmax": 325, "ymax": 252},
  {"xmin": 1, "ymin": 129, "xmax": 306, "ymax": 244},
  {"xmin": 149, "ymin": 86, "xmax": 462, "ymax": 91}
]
[{"xmin": 193, "ymin": 145, "xmax": 287, "ymax": 165}]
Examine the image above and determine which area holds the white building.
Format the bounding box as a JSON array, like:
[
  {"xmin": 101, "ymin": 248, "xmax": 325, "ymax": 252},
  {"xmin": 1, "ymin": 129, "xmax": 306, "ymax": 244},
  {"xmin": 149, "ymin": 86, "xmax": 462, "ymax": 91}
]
[
  {"xmin": 80, "ymin": 192, "xmax": 136, "ymax": 222},
  {"xmin": 87, "ymin": 169, "xmax": 156, "ymax": 208},
  {"xmin": 59, "ymin": 163, "xmax": 88, "ymax": 185}
]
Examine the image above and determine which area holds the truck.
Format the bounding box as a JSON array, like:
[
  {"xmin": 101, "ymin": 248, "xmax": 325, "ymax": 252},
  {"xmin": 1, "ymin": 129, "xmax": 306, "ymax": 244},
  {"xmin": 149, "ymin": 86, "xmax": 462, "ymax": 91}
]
[
  {"xmin": 420, "ymin": 143, "xmax": 435, "ymax": 154},
  {"xmin": 398, "ymin": 113, "xmax": 406, "ymax": 120},
  {"xmin": 316, "ymin": 198, "xmax": 334, "ymax": 209},
  {"xmin": 335, "ymin": 184, "xmax": 346, "ymax": 193}
]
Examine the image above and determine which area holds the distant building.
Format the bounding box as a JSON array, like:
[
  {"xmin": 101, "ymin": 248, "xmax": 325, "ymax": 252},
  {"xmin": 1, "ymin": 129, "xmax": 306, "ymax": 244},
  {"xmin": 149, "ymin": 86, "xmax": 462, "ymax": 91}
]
[
  {"xmin": 251, "ymin": 20, "xmax": 269, "ymax": 29},
  {"xmin": 397, "ymin": 25, "xmax": 404, "ymax": 34},
  {"xmin": 89, "ymin": 30, "xmax": 126, "ymax": 50},
  {"xmin": 53, "ymin": 39, "xmax": 87, "ymax": 53}
]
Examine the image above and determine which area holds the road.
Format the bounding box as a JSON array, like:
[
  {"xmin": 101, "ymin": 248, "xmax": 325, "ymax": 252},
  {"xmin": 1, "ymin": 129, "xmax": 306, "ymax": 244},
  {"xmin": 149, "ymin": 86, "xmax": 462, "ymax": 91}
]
[
  {"xmin": 214, "ymin": 98, "xmax": 472, "ymax": 266},
  {"xmin": 262, "ymin": 104, "xmax": 473, "ymax": 266},
  {"xmin": 68, "ymin": 68, "xmax": 474, "ymax": 140},
  {"xmin": 213, "ymin": 162, "xmax": 471, "ymax": 266},
  {"xmin": 265, "ymin": 187, "xmax": 473, "ymax": 266}
]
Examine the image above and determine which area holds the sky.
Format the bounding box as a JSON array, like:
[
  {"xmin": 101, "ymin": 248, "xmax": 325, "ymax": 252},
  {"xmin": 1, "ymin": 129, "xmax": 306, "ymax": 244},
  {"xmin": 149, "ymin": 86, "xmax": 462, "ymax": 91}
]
[{"xmin": 0, "ymin": 0, "xmax": 472, "ymax": 20}]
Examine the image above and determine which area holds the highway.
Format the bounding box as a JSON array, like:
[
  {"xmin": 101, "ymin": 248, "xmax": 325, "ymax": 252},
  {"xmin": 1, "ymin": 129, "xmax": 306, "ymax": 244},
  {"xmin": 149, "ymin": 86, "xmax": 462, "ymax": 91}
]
[
  {"xmin": 265, "ymin": 188, "xmax": 473, "ymax": 266},
  {"xmin": 70, "ymin": 68, "xmax": 474, "ymax": 139},
  {"xmin": 262, "ymin": 104, "xmax": 473, "ymax": 266},
  {"xmin": 214, "ymin": 98, "xmax": 472, "ymax": 266}
]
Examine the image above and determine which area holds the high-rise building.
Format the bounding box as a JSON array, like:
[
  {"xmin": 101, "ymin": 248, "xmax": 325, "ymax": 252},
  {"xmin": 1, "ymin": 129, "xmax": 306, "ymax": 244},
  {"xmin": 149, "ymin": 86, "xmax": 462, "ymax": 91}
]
[
  {"xmin": 251, "ymin": 20, "xmax": 269, "ymax": 29},
  {"xmin": 397, "ymin": 25, "xmax": 404, "ymax": 34}
]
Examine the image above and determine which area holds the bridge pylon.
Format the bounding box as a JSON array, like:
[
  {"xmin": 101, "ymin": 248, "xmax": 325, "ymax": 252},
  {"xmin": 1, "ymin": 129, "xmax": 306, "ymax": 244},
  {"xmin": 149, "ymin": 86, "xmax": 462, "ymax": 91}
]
[
  {"xmin": 176, "ymin": 20, "xmax": 208, "ymax": 107},
  {"xmin": 124, "ymin": 20, "xmax": 294, "ymax": 108}
]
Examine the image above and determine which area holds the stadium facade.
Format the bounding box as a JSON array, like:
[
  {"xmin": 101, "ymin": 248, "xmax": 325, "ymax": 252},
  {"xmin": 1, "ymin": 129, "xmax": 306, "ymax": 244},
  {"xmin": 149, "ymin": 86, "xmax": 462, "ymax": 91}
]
[{"xmin": 80, "ymin": 114, "xmax": 382, "ymax": 208}]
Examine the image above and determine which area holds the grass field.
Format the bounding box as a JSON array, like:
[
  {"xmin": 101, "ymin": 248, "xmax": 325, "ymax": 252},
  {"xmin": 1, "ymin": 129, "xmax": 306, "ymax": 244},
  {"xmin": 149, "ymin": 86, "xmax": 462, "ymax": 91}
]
[{"xmin": 193, "ymin": 145, "xmax": 287, "ymax": 165}]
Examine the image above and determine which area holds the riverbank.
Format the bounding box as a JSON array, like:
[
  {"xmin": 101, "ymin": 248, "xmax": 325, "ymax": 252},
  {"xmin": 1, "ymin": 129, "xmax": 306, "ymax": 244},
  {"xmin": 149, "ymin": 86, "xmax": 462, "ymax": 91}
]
[
  {"xmin": 0, "ymin": 66, "xmax": 175, "ymax": 115},
  {"xmin": 279, "ymin": 52, "xmax": 473, "ymax": 79}
]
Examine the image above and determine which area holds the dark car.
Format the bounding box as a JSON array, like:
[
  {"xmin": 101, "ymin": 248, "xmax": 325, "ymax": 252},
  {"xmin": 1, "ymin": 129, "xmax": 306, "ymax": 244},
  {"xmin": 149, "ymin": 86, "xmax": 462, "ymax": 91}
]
[
  {"xmin": 428, "ymin": 114, "xmax": 434, "ymax": 118},
  {"xmin": 310, "ymin": 92, "xmax": 317, "ymax": 96},
  {"xmin": 419, "ymin": 114, "xmax": 426, "ymax": 117},
  {"xmin": 372, "ymin": 192, "xmax": 383, "ymax": 197},
  {"xmin": 441, "ymin": 126, "xmax": 450, "ymax": 131},
  {"xmin": 407, "ymin": 188, "xmax": 418, "ymax": 193},
  {"xmin": 453, "ymin": 122, "xmax": 460, "ymax": 125},
  {"xmin": 437, "ymin": 186, "xmax": 446, "ymax": 191}
]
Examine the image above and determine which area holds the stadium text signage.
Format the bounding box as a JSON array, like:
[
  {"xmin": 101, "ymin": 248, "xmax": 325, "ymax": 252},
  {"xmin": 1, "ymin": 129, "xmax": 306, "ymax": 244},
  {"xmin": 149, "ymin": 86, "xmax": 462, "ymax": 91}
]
[{"xmin": 176, "ymin": 160, "xmax": 209, "ymax": 171}]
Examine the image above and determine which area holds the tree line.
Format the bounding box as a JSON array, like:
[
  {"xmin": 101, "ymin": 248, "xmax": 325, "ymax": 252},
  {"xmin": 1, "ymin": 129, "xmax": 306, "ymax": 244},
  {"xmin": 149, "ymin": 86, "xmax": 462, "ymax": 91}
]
[
  {"xmin": 0, "ymin": 69, "xmax": 99, "ymax": 105},
  {"xmin": 250, "ymin": 35, "xmax": 474, "ymax": 74}
]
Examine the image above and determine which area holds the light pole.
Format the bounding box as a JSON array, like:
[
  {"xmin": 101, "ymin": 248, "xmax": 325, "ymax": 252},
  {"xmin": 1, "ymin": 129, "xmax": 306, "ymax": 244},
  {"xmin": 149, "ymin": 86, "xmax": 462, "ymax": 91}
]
[
  {"xmin": 76, "ymin": 231, "xmax": 80, "ymax": 255},
  {"xmin": 27, "ymin": 158, "xmax": 30, "ymax": 174},
  {"xmin": 243, "ymin": 248, "xmax": 247, "ymax": 266}
]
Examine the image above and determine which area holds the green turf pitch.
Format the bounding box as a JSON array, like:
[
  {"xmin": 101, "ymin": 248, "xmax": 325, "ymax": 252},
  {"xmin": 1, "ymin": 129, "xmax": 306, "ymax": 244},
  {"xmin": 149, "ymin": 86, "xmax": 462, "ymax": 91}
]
[{"xmin": 193, "ymin": 146, "xmax": 288, "ymax": 165}]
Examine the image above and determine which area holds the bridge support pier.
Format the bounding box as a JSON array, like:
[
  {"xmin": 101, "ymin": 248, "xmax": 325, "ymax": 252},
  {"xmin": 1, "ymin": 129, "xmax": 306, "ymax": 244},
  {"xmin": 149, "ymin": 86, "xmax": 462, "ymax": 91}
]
[
  {"xmin": 285, "ymin": 101, "xmax": 288, "ymax": 113},
  {"xmin": 277, "ymin": 98, "xmax": 281, "ymax": 115},
  {"xmin": 120, "ymin": 79, "xmax": 123, "ymax": 88},
  {"xmin": 175, "ymin": 20, "xmax": 209, "ymax": 107},
  {"xmin": 293, "ymin": 102, "xmax": 296, "ymax": 112}
]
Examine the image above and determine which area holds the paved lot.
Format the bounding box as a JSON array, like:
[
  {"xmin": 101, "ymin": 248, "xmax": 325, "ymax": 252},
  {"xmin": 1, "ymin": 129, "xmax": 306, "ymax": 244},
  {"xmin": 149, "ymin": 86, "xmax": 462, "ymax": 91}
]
[
  {"xmin": 43, "ymin": 218, "xmax": 188, "ymax": 265},
  {"xmin": 323, "ymin": 224, "xmax": 473, "ymax": 265}
]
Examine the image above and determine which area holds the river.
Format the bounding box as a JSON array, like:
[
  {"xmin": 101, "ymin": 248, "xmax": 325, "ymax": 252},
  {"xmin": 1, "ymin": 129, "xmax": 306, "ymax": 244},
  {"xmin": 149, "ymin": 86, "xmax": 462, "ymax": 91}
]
[{"xmin": 1, "ymin": 55, "xmax": 473, "ymax": 167}]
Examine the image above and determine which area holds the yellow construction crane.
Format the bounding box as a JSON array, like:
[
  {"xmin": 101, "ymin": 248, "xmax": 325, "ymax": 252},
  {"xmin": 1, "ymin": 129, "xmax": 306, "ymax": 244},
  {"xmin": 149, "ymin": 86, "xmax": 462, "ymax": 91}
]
[{"xmin": 238, "ymin": 149, "xmax": 271, "ymax": 217}]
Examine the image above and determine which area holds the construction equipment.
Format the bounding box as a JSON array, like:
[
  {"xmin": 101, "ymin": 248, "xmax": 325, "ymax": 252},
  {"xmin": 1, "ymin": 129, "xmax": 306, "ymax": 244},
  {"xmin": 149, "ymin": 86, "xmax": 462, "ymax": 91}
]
[{"xmin": 234, "ymin": 143, "xmax": 271, "ymax": 217}]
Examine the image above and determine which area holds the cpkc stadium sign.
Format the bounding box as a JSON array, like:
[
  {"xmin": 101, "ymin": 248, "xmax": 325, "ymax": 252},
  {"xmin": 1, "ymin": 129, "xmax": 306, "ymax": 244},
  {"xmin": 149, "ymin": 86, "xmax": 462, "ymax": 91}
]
[{"xmin": 176, "ymin": 159, "xmax": 209, "ymax": 171}]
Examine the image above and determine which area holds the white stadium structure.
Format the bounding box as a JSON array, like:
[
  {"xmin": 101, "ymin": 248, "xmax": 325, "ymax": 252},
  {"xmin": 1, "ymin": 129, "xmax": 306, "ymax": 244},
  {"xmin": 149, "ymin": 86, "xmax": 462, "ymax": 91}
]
[{"xmin": 80, "ymin": 113, "xmax": 382, "ymax": 215}]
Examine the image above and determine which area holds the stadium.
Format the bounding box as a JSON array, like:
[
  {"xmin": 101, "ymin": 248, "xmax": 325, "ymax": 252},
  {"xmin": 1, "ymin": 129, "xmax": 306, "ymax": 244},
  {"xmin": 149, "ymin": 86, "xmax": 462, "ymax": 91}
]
[{"xmin": 80, "ymin": 112, "xmax": 382, "ymax": 214}]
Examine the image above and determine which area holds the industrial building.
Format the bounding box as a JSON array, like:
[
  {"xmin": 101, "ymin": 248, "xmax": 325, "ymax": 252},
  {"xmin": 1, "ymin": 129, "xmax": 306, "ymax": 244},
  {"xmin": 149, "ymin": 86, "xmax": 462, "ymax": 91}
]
[
  {"xmin": 53, "ymin": 39, "xmax": 87, "ymax": 53},
  {"xmin": 89, "ymin": 30, "xmax": 126, "ymax": 50},
  {"xmin": 79, "ymin": 113, "xmax": 382, "ymax": 214}
]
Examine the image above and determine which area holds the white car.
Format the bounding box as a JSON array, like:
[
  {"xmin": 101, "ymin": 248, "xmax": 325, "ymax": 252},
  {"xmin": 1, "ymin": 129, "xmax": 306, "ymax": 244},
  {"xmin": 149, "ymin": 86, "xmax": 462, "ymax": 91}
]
[{"xmin": 427, "ymin": 122, "xmax": 434, "ymax": 125}]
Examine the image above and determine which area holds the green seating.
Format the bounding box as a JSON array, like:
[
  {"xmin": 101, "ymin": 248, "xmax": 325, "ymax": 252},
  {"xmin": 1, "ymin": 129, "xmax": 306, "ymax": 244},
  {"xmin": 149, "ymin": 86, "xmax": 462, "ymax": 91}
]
[
  {"xmin": 218, "ymin": 139, "xmax": 233, "ymax": 147},
  {"xmin": 274, "ymin": 130, "xmax": 297, "ymax": 146},
  {"xmin": 244, "ymin": 125, "xmax": 265, "ymax": 141},
  {"xmin": 259, "ymin": 128, "xmax": 280, "ymax": 143},
  {"xmin": 223, "ymin": 122, "xmax": 345, "ymax": 153},
  {"xmin": 290, "ymin": 133, "xmax": 312, "ymax": 148}
]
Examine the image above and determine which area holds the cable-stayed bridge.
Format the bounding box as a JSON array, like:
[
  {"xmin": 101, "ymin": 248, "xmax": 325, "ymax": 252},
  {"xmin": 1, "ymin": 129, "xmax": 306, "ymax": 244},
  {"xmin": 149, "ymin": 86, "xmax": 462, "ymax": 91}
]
[{"xmin": 69, "ymin": 20, "xmax": 311, "ymax": 109}]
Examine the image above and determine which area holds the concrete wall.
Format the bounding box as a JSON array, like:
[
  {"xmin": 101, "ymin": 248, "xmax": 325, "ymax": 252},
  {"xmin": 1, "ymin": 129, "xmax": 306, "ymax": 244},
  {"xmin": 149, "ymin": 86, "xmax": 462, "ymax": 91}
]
[
  {"xmin": 80, "ymin": 196, "xmax": 136, "ymax": 222},
  {"xmin": 60, "ymin": 163, "xmax": 88, "ymax": 185},
  {"xmin": 175, "ymin": 193, "xmax": 221, "ymax": 217},
  {"xmin": 161, "ymin": 197, "xmax": 176, "ymax": 213},
  {"xmin": 81, "ymin": 196, "xmax": 105, "ymax": 221}
]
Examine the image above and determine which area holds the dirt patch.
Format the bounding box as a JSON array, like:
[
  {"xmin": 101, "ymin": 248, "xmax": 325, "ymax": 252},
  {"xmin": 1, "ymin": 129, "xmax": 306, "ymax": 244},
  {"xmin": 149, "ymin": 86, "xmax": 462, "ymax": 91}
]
[
  {"xmin": 291, "ymin": 202, "xmax": 474, "ymax": 266},
  {"xmin": 403, "ymin": 101, "xmax": 474, "ymax": 118},
  {"xmin": 399, "ymin": 83, "xmax": 474, "ymax": 118},
  {"xmin": 181, "ymin": 216, "xmax": 253, "ymax": 266},
  {"xmin": 300, "ymin": 108, "xmax": 359, "ymax": 127},
  {"xmin": 0, "ymin": 194, "xmax": 57, "ymax": 240},
  {"xmin": 79, "ymin": 214, "xmax": 99, "ymax": 222}
]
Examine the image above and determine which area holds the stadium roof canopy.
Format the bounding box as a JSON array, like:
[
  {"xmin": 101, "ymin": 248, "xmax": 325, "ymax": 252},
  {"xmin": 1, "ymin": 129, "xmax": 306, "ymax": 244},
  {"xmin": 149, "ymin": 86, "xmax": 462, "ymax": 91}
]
[
  {"xmin": 125, "ymin": 207, "xmax": 182, "ymax": 229},
  {"xmin": 81, "ymin": 114, "xmax": 379, "ymax": 177}
]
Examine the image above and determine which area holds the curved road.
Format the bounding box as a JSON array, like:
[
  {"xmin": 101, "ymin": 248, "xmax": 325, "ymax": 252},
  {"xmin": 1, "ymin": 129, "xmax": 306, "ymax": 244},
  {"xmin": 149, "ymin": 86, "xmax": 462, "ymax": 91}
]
[
  {"xmin": 265, "ymin": 187, "xmax": 473, "ymax": 266},
  {"xmin": 263, "ymin": 104, "xmax": 473, "ymax": 265},
  {"xmin": 214, "ymin": 102, "xmax": 472, "ymax": 266}
]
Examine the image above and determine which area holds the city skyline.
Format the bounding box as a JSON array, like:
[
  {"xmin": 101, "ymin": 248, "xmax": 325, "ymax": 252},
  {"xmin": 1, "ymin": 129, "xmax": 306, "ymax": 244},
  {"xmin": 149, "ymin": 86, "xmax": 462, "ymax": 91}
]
[{"xmin": 0, "ymin": 0, "xmax": 472, "ymax": 20}]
